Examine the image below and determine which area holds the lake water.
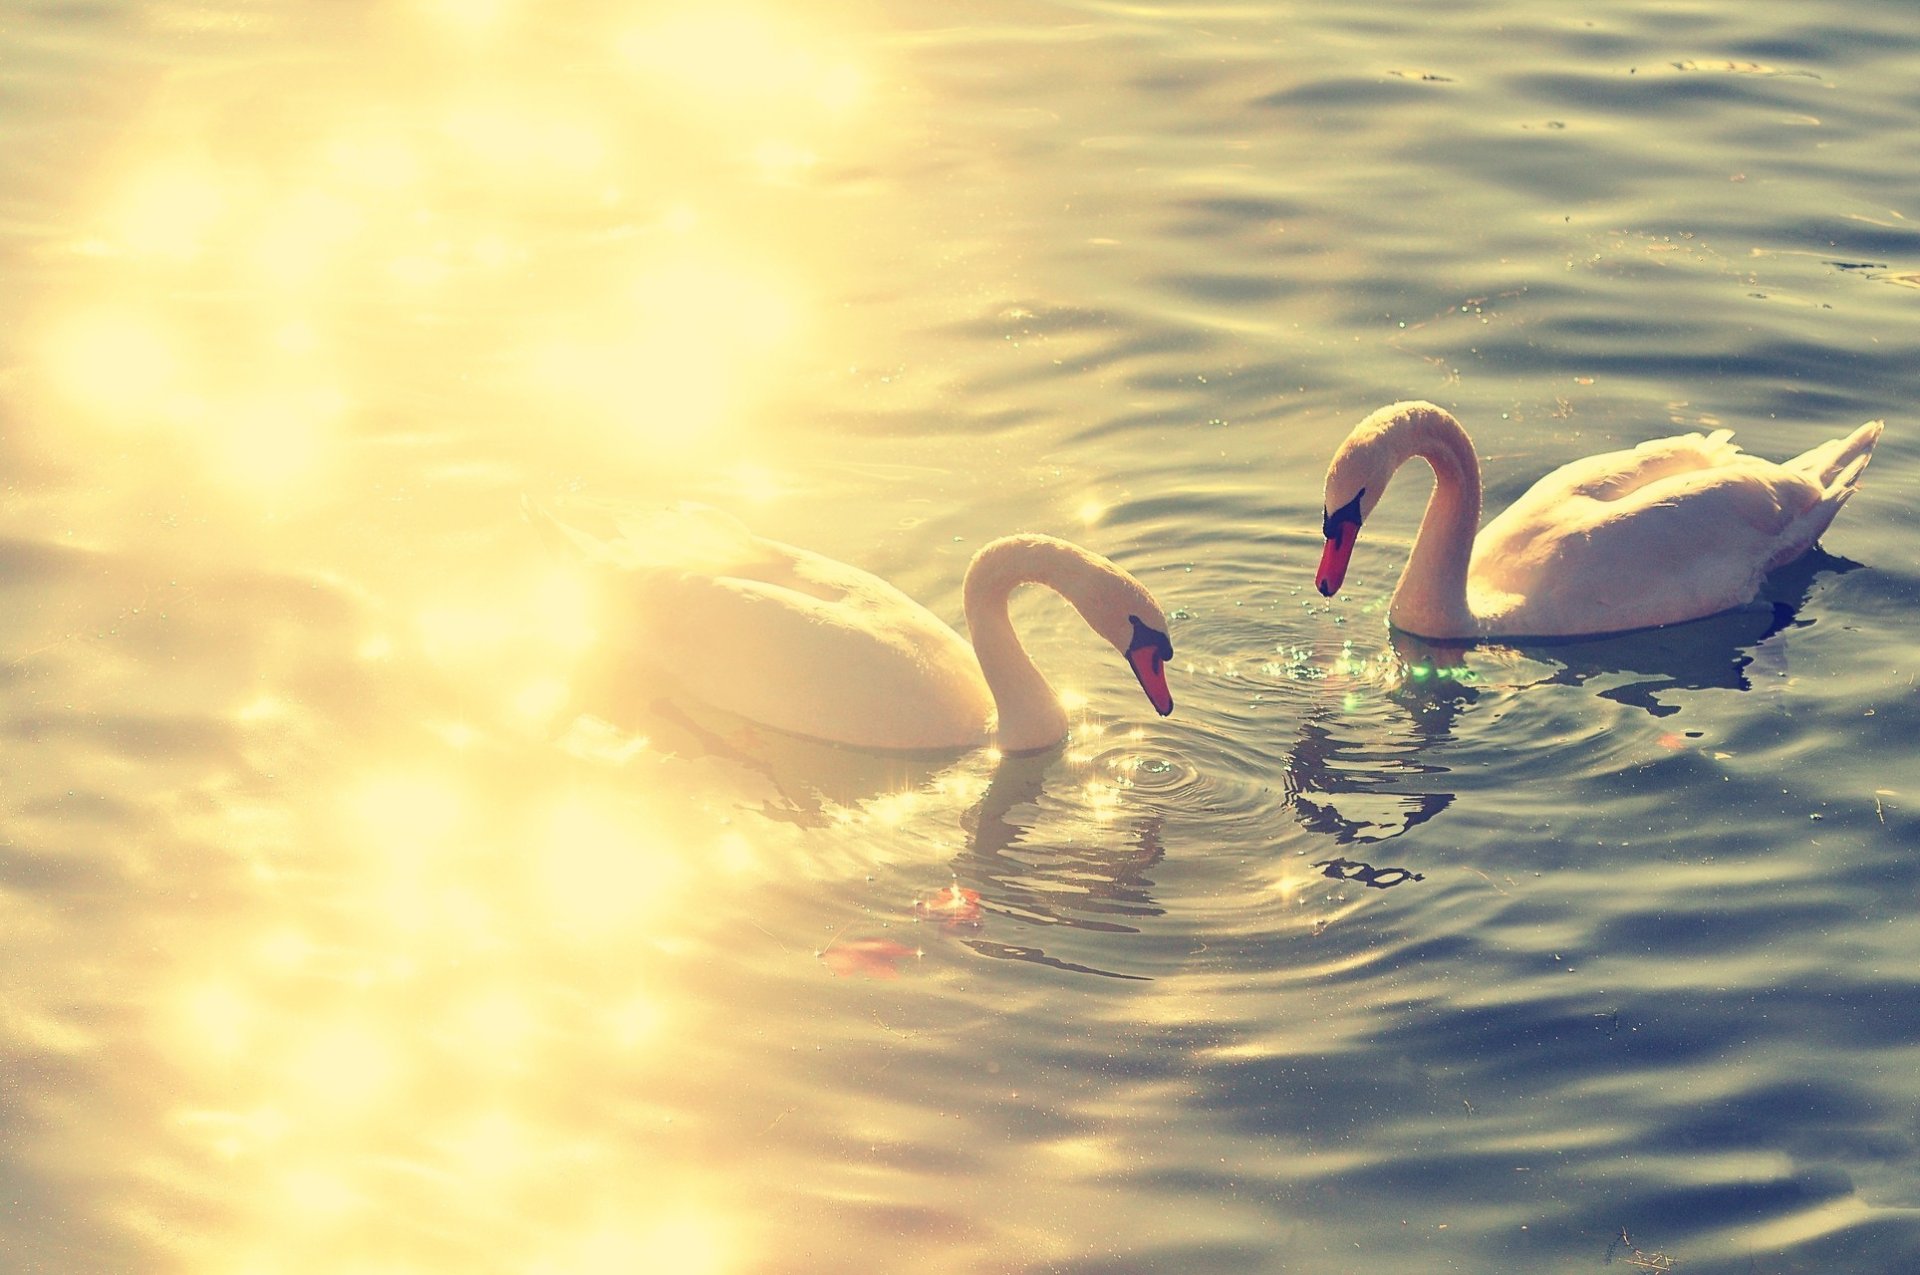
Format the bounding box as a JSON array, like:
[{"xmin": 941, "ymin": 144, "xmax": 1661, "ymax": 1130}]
[{"xmin": 2, "ymin": 1, "xmax": 1916, "ymax": 1272}]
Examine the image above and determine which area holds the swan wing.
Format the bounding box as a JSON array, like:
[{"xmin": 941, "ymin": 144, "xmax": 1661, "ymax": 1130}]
[
  {"xmin": 1491, "ymin": 430, "xmax": 1740, "ymax": 520},
  {"xmin": 542, "ymin": 503, "xmax": 995, "ymax": 748},
  {"xmin": 633, "ymin": 567, "xmax": 994, "ymax": 750},
  {"xmin": 615, "ymin": 506, "xmax": 944, "ymax": 616},
  {"xmin": 1472, "ymin": 443, "xmax": 1824, "ymax": 635}
]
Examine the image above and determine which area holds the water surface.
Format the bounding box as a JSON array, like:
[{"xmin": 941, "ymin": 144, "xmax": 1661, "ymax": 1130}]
[{"xmin": 2, "ymin": 1, "xmax": 1917, "ymax": 1272}]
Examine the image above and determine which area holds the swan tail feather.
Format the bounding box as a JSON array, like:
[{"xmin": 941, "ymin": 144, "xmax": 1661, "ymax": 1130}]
[
  {"xmin": 1763, "ymin": 420, "xmax": 1884, "ymax": 570},
  {"xmin": 1787, "ymin": 419, "xmax": 1884, "ymax": 492}
]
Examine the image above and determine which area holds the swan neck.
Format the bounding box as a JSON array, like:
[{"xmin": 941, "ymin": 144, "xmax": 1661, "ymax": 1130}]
[
  {"xmin": 1391, "ymin": 407, "xmax": 1482, "ymax": 637},
  {"xmin": 962, "ymin": 538, "xmax": 1083, "ymax": 752}
]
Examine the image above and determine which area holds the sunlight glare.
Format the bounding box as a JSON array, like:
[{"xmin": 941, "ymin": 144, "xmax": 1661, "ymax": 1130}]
[
  {"xmin": 640, "ymin": 1213, "xmax": 736, "ymax": 1275},
  {"xmin": 728, "ymin": 464, "xmax": 785, "ymax": 506},
  {"xmin": 1083, "ymin": 780, "xmax": 1123, "ymax": 822},
  {"xmin": 415, "ymin": 598, "xmax": 521, "ymax": 667},
  {"xmin": 41, "ymin": 306, "xmax": 181, "ymax": 422},
  {"xmin": 532, "ymin": 1210, "xmax": 737, "ymax": 1275},
  {"xmin": 324, "ymin": 133, "xmax": 423, "ymax": 193},
  {"xmin": 173, "ymin": 981, "xmax": 257, "ymax": 1064},
  {"xmin": 192, "ymin": 383, "xmax": 346, "ymax": 496},
  {"xmin": 616, "ymin": 10, "xmax": 865, "ymax": 119},
  {"xmin": 525, "ymin": 250, "xmax": 803, "ymax": 451},
  {"xmin": 248, "ymin": 188, "xmax": 367, "ymax": 291},
  {"xmin": 278, "ymin": 1017, "xmax": 403, "ymax": 1117},
  {"xmin": 443, "ymin": 987, "xmax": 542, "ymax": 1063},
  {"xmin": 256, "ymin": 928, "xmax": 319, "ymax": 972},
  {"xmin": 274, "ymin": 1163, "xmax": 364, "ymax": 1224},
  {"xmin": 713, "ymin": 830, "xmax": 759, "ymax": 876},
  {"xmin": 511, "ymin": 674, "xmax": 573, "ymax": 726},
  {"xmin": 388, "ymin": 251, "xmax": 453, "ymax": 291},
  {"xmin": 749, "ymin": 139, "xmax": 818, "ymax": 184},
  {"xmin": 171, "ymin": 1105, "xmax": 290, "ymax": 1162},
  {"xmin": 105, "ymin": 159, "xmax": 229, "ymax": 262},
  {"xmin": 434, "ymin": 1110, "xmax": 547, "ymax": 1197},
  {"xmin": 527, "ymin": 564, "xmax": 600, "ymax": 656},
  {"xmin": 863, "ymin": 790, "xmax": 921, "ymax": 828},
  {"xmin": 933, "ymin": 770, "xmax": 990, "ymax": 804},
  {"xmin": 271, "ymin": 320, "xmax": 321, "ymax": 356},
  {"xmin": 1045, "ymin": 1134, "xmax": 1121, "ymax": 1174},
  {"xmin": 343, "ymin": 772, "xmax": 468, "ymax": 860},
  {"xmin": 536, "ymin": 794, "xmax": 685, "ymax": 938},
  {"xmin": 441, "ymin": 99, "xmax": 607, "ymax": 183},
  {"xmin": 414, "ymin": 562, "xmax": 597, "ymax": 702},
  {"xmin": 603, "ymin": 994, "xmax": 666, "ymax": 1050},
  {"xmin": 414, "ymin": 0, "xmax": 517, "ymax": 37}
]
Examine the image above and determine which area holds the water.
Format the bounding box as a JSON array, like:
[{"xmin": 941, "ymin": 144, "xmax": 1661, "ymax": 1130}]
[{"xmin": 2, "ymin": 1, "xmax": 1916, "ymax": 1271}]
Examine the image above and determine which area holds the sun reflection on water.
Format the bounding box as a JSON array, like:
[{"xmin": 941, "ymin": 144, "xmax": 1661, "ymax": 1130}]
[
  {"xmin": 616, "ymin": 9, "xmax": 868, "ymax": 122},
  {"xmin": 520, "ymin": 245, "xmax": 807, "ymax": 454},
  {"xmin": 101, "ymin": 159, "xmax": 230, "ymax": 263},
  {"xmin": 8, "ymin": 2, "xmax": 919, "ymax": 1270},
  {"xmin": 535, "ymin": 791, "xmax": 687, "ymax": 938},
  {"xmin": 24, "ymin": 0, "xmax": 889, "ymax": 526}
]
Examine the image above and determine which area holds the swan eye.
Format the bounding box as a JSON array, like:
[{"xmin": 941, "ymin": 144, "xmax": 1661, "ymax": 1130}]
[
  {"xmin": 1126, "ymin": 614, "xmax": 1173, "ymax": 664},
  {"xmin": 1322, "ymin": 488, "xmax": 1366, "ymax": 541}
]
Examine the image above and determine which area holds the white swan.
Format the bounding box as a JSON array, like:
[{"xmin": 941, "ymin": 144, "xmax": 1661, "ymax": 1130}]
[
  {"xmin": 538, "ymin": 504, "xmax": 1173, "ymax": 752},
  {"xmin": 1315, "ymin": 401, "xmax": 1884, "ymax": 639}
]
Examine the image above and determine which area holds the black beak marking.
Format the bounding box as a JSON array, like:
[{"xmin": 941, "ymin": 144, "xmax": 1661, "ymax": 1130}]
[
  {"xmin": 1322, "ymin": 488, "xmax": 1366, "ymax": 541},
  {"xmin": 1127, "ymin": 614, "xmax": 1173, "ymax": 665}
]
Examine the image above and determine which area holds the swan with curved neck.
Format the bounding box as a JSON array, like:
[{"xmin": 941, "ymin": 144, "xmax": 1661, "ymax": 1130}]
[
  {"xmin": 1316, "ymin": 401, "xmax": 1883, "ymax": 639},
  {"xmin": 542, "ymin": 505, "xmax": 1173, "ymax": 752}
]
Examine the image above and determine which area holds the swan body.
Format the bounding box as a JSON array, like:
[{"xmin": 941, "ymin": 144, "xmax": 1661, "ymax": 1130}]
[
  {"xmin": 539, "ymin": 504, "xmax": 1173, "ymax": 752},
  {"xmin": 1316, "ymin": 402, "xmax": 1883, "ymax": 639}
]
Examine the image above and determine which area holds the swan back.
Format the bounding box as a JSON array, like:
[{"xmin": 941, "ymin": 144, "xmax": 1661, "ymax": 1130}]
[
  {"xmin": 635, "ymin": 559, "xmax": 994, "ymax": 749},
  {"xmin": 1471, "ymin": 420, "xmax": 1884, "ymax": 634},
  {"xmin": 532, "ymin": 507, "xmax": 1174, "ymax": 753},
  {"xmin": 541, "ymin": 502, "xmax": 996, "ymax": 750}
]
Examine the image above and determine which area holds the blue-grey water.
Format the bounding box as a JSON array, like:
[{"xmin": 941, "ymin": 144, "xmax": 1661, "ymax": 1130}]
[{"xmin": 2, "ymin": 1, "xmax": 1916, "ymax": 1272}]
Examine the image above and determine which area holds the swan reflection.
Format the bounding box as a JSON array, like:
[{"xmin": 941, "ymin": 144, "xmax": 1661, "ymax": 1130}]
[
  {"xmin": 949, "ymin": 748, "xmax": 1166, "ymax": 980},
  {"xmin": 1285, "ymin": 548, "xmax": 1858, "ymax": 853},
  {"xmin": 1282, "ymin": 653, "xmax": 1471, "ymax": 848},
  {"xmin": 561, "ymin": 693, "xmax": 966, "ymax": 824},
  {"xmin": 1494, "ymin": 547, "xmax": 1856, "ymax": 717},
  {"xmin": 1311, "ymin": 856, "xmax": 1426, "ymax": 889},
  {"xmin": 1400, "ymin": 546, "xmax": 1856, "ymax": 718}
]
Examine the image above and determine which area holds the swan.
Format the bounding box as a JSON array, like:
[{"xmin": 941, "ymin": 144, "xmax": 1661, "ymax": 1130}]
[
  {"xmin": 1315, "ymin": 401, "xmax": 1884, "ymax": 639},
  {"xmin": 536, "ymin": 503, "xmax": 1174, "ymax": 752}
]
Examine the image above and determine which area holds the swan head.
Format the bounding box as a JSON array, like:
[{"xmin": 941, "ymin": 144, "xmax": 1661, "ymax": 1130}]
[
  {"xmin": 967, "ymin": 535, "xmax": 1176, "ymax": 722},
  {"xmin": 1317, "ymin": 440, "xmax": 1394, "ymax": 598},
  {"xmin": 1073, "ymin": 564, "xmax": 1174, "ymax": 717},
  {"xmin": 1317, "ymin": 403, "xmax": 1442, "ymax": 596},
  {"xmin": 1315, "ymin": 486, "xmax": 1367, "ymax": 597}
]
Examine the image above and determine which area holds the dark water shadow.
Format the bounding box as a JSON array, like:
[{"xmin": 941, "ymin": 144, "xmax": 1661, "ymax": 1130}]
[
  {"xmin": 1283, "ymin": 673, "xmax": 1474, "ymax": 849},
  {"xmin": 1282, "ymin": 550, "xmax": 1860, "ymax": 851},
  {"xmin": 1400, "ymin": 547, "xmax": 1860, "ymax": 719},
  {"xmin": 950, "ymin": 749, "xmax": 1165, "ymax": 981}
]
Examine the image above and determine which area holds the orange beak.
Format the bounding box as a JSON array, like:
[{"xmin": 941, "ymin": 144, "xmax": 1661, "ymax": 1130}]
[
  {"xmin": 1317, "ymin": 520, "xmax": 1359, "ymax": 597},
  {"xmin": 1128, "ymin": 643, "xmax": 1174, "ymax": 716},
  {"xmin": 1124, "ymin": 615, "xmax": 1175, "ymax": 717}
]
